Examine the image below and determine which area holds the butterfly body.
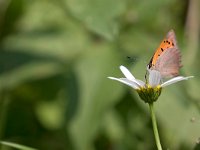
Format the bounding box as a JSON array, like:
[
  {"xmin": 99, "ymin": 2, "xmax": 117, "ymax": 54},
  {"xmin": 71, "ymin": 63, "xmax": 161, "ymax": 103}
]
[{"xmin": 147, "ymin": 30, "xmax": 182, "ymax": 78}]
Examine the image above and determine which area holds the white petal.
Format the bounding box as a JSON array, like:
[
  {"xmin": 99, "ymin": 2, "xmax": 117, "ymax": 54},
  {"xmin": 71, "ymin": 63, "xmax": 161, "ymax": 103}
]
[
  {"xmin": 120, "ymin": 66, "xmax": 136, "ymax": 80},
  {"xmin": 136, "ymin": 79, "xmax": 145, "ymax": 87},
  {"xmin": 108, "ymin": 77, "xmax": 140, "ymax": 89},
  {"xmin": 119, "ymin": 65, "xmax": 142, "ymax": 86},
  {"xmin": 161, "ymin": 76, "xmax": 194, "ymax": 87},
  {"xmin": 149, "ymin": 70, "xmax": 161, "ymax": 87}
]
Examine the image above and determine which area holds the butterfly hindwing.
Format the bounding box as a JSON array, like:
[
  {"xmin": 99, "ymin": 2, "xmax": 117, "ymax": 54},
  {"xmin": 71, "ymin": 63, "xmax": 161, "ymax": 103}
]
[{"xmin": 154, "ymin": 48, "xmax": 181, "ymax": 77}]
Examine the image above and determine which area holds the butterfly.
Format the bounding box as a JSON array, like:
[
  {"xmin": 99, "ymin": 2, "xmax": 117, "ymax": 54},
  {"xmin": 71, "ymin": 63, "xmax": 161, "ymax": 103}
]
[{"xmin": 147, "ymin": 29, "xmax": 182, "ymax": 78}]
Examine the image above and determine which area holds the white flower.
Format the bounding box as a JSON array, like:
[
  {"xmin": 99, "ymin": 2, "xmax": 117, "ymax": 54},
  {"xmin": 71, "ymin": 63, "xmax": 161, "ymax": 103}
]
[
  {"xmin": 108, "ymin": 66, "xmax": 193, "ymax": 103},
  {"xmin": 108, "ymin": 65, "xmax": 193, "ymax": 89}
]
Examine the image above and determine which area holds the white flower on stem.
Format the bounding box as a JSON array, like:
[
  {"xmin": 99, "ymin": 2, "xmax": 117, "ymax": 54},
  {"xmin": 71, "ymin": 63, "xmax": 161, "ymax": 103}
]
[{"xmin": 108, "ymin": 66, "xmax": 193, "ymax": 103}]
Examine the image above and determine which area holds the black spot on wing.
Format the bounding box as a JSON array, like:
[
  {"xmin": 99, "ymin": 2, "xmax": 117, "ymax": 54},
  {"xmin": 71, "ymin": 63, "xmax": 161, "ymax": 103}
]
[{"xmin": 148, "ymin": 57, "xmax": 153, "ymax": 68}]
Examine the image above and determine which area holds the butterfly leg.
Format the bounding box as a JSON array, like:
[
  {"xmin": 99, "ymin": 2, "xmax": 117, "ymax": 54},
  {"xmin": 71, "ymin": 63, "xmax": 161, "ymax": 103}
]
[{"xmin": 145, "ymin": 70, "xmax": 148, "ymax": 84}]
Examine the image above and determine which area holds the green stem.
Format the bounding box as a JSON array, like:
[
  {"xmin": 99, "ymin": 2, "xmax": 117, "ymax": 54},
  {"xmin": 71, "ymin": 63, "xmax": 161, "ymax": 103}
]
[{"xmin": 149, "ymin": 103, "xmax": 162, "ymax": 150}]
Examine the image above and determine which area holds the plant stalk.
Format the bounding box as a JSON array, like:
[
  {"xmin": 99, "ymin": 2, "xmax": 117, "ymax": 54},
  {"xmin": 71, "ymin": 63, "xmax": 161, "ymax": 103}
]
[{"xmin": 149, "ymin": 103, "xmax": 162, "ymax": 150}]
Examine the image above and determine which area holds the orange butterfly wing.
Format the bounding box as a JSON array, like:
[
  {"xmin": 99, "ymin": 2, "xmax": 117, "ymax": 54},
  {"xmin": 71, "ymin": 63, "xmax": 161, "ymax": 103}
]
[{"xmin": 148, "ymin": 30, "xmax": 182, "ymax": 78}]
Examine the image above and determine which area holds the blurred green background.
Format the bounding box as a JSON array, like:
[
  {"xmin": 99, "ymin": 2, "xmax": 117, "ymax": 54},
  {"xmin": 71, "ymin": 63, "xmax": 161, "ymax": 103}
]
[{"xmin": 0, "ymin": 0, "xmax": 199, "ymax": 150}]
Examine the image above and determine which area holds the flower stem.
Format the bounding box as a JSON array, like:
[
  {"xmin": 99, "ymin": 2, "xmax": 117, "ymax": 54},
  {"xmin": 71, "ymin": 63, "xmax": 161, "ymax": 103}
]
[{"xmin": 149, "ymin": 103, "xmax": 162, "ymax": 150}]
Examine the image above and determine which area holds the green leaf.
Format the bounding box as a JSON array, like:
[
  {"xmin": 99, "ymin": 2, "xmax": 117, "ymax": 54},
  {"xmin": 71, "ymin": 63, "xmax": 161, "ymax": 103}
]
[
  {"xmin": 156, "ymin": 85, "xmax": 200, "ymax": 149},
  {"xmin": 0, "ymin": 141, "xmax": 37, "ymax": 150},
  {"xmin": 65, "ymin": 0, "xmax": 126, "ymax": 40},
  {"xmin": 0, "ymin": 61, "xmax": 63, "ymax": 90},
  {"xmin": 69, "ymin": 43, "xmax": 125, "ymax": 150},
  {"xmin": 2, "ymin": 0, "xmax": 90, "ymax": 61}
]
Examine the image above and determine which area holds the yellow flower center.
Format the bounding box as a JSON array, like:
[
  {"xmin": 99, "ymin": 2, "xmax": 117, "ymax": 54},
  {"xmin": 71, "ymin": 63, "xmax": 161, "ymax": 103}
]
[{"xmin": 136, "ymin": 84, "xmax": 162, "ymax": 103}]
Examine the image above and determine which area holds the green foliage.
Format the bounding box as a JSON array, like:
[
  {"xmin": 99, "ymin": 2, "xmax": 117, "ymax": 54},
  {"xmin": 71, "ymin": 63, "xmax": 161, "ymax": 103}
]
[
  {"xmin": 0, "ymin": 0, "xmax": 199, "ymax": 150},
  {"xmin": 1, "ymin": 141, "xmax": 37, "ymax": 150}
]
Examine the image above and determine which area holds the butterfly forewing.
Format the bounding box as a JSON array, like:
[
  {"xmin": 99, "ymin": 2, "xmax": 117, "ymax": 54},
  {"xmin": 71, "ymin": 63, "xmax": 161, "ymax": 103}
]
[{"xmin": 148, "ymin": 30, "xmax": 182, "ymax": 78}]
